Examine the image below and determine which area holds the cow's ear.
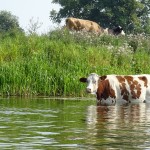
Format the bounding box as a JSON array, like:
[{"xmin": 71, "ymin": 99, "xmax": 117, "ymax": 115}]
[{"xmin": 79, "ymin": 78, "xmax": 87, "ymax": 83}]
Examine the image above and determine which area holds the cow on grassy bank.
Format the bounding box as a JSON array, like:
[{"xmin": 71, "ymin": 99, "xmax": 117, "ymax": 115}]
[
  {"xmin": 80, "ymin": 73, "xmax": 150, "ymax": 105},
  {"xmin": 65, "ymin": 17, "xmax": 102, "ymax": 33}
]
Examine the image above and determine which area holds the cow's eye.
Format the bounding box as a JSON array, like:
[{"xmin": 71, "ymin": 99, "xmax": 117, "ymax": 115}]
[{"xmin": 93, "ymin": 80, "xmax": 96, "ymax": 84}]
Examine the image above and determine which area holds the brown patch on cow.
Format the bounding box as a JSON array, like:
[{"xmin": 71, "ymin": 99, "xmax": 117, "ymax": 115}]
[
  {"xmin": 138, "ymin": 76, "xmax": 148, "ymax": 87},
  {"xmin": 124, "ymin": 76, "xmax": 133, "ymax": 85},
  {"xmin": 125, "ymin": 76, "xmax": 141, "ymax": 99},
  {"xmin": 116, "ymin": 75, "xmax": 142, "ymax": 101},
  {"xmin": 120, "ymin": 83, "xmax": 129, "ymax": 101},
  {"xmin": 96, "ymin": 79, "xmax": 116, "ymax": 101},
  {"xmin": 100, "ymin": 75, "xmax": 107, "ymax": 80},
  {"xmin": 116, "ymin": 76, "xmax": 125, "ymax": 83},
  {"xmin": 116, "ymin": 76, "xmax": 129, "ymax": 101},
  {"xmin": 131, "ymin": 80, "xmax": 141, "ymax": 99}
]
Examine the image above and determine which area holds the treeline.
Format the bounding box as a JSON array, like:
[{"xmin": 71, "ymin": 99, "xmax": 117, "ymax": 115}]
[{"xmin": 51, "ymin": 0, "xmax": 150, "ymax": 34}]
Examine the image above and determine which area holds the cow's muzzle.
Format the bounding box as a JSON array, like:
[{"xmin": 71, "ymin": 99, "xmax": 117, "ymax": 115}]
[{"xmin": 86, "ymin": 88, "xmax": 92, "ymax": 93}]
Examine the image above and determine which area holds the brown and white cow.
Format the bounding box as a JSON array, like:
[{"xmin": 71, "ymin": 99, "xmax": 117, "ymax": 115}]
[
  {"xmin": 80, "ymin": 73, "xmax": 150, "ymax": 105},
  {"xmin": 65, "ymin": 17, "xmax": 101, "ymax": 33}
]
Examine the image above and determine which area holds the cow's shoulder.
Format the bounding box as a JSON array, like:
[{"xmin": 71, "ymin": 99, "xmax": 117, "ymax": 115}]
[{"xmin": 97, "ymin": 78, "xmax": 116, "ymax": 100}]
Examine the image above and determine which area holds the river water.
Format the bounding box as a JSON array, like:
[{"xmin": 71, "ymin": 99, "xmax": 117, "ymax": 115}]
[{"xmin": 0, "ymin": 97, "xmax": 150, "ymax": 150}]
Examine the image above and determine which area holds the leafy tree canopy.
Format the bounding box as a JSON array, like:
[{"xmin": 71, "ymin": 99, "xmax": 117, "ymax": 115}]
[
  {"xmin": 0, "ymin": 10, "xmax": 23, "ymax": 34},
  {"xmin": 50, "ymin": 0, "xmax": 150, "ymax": 33}
]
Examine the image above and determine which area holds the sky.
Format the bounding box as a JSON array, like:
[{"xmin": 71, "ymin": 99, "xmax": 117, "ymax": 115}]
[{"xmin": 0, "ymin": 0, "xmax": 63, "ymax": 34}]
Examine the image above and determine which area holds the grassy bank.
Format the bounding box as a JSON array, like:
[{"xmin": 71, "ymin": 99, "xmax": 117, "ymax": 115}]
[{"xmin": 1, "ymin": 29, "xmax": 150, "ymax": 96}]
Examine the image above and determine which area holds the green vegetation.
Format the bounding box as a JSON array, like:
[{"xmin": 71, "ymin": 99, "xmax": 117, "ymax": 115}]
[
  {"xmin": 1, "ymin": 29, "xmax": 150, "ymax": 97},
  {"xmin": 0, "ymin": 10, "xmax": 24, "ymax": 35}
]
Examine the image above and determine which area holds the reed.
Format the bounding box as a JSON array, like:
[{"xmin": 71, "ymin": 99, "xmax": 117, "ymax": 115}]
[{"xmin": 1, "ymin": 29, "xmax": 150, "ymax": 96}]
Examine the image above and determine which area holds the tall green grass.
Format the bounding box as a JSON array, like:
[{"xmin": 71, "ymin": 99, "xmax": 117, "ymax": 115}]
[{"xmin": 1, "ymin": 29, "xmax": 150, "ymax": 96}]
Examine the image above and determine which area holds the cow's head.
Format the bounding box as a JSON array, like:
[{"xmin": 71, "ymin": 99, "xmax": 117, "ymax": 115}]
[{"xmin": 80, "ymin": 73, "xmax": 100, "ymax": 94}]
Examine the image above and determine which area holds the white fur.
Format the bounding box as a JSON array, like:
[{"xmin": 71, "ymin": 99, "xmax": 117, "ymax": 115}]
[
  {"xmin": 86, "ymin": 73, "xmax": 100, "ymax": 94},
  {"xmin": 120, "ymin": 30, "xmax": 125, "ymax": 35}
]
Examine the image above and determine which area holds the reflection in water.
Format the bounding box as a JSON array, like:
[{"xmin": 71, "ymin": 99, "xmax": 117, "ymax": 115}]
[{"xmin": 86, "ymin": 103, "xmax": 150, "ymax": 149}]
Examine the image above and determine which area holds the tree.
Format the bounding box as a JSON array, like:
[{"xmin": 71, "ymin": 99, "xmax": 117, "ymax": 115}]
[
  {"xmin": 0, "ymin": 10, "xmax": 23, "ymax": 34},
  {"xmin": 50, "ymin": 0, "xmax": 150, "ymax": 33},
  {"xmin": 139, "ymin": 0, "xmax": 150, "ymax": 33},
  {"xmin": 27, "ymin": 17, "xmax": 43, "ymax": 35}
]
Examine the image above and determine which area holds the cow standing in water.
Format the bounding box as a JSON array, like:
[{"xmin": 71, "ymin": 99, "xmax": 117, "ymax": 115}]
[{"xmin": 80, "ymin": 73, "xmax": 150, "ymax": 105}]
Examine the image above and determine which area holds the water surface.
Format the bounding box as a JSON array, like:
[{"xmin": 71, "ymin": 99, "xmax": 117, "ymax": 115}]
[{"xmin": 0, "ymin": 97, "xmax": 150, "ymax": 149}]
